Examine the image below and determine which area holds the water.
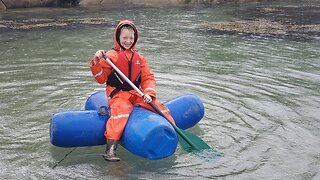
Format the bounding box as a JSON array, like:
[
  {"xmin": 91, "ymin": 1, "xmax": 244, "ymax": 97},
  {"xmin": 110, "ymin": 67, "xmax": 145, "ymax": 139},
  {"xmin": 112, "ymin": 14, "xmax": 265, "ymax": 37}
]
[{"xmin": 1, "ymin": 3, "xmax": 320, "ymax": 179}]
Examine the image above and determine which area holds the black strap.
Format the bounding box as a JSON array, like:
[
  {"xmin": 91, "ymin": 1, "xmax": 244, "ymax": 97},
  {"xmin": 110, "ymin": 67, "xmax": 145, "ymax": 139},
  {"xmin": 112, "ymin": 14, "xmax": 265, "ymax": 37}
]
[{"xmin": 109, "ymin": 87, "xmax": 121, "ymax": 98}]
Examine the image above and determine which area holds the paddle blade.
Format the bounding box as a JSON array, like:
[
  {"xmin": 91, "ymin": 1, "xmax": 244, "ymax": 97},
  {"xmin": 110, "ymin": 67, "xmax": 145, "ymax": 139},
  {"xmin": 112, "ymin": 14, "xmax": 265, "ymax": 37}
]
[
  {"xmin": 174, "ymin": 127, "xmax": 211, "ymax": 152},
  {"xmin": 148, "ymin": 102, "xmax": 213, "ymax": 153}
]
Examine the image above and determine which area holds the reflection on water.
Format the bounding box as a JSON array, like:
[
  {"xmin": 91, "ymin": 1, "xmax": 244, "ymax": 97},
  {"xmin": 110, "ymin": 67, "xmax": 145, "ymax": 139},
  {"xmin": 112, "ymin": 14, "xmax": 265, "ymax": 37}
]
[{"xmin": 1, "ymin": 2, "xmax": 320, "ymax": 179}]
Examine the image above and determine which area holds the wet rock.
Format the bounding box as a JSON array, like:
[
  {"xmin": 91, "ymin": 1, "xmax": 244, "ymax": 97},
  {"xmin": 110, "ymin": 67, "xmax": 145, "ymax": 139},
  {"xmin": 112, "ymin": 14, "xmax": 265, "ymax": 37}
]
[
  {"xmin": 78, "ymin": 0, "xmax": 278, "ymax": 7},
  {"xmin": 202, "ymin": 6, "xmax": 320, "ymax": 41},
  {"xmin": 0, "ymin": 18, "xmax": 113, "ymax": 30},
  {"xmin": 0, "ymin": 0, "xmax": 276, "ymax": 10},
  {"xmin": 0, "ymin": 1, "xmax": 6, "ymax": 11},
  {"xmin": 1, "ymin": 0, "xmax": 56, "ymax": 9},
  {"xmin": 203, "ymin": 19, "xmax": 320, "ymax": 34},
  {"xmin": 236, "ymin": 6, "xmax": 320, "ymax": 25}
]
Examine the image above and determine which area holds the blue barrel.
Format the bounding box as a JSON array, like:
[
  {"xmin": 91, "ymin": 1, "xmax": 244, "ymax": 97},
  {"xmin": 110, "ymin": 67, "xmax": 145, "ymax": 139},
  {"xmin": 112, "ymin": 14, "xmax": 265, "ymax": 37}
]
[
  {"xmin": 50, "ymin": 110, "xmax": 106, "ymax": 147},
  {"xmin": 85, "ymin": 91, "xmax": 205, "ymax": 130},
  {"xmin": 50, "ymin": 91, "xmax": 205, "ymax": 159},
  {"xmin": 121, "ymin": 106, "xmax": 177, "ymax": 159},
  {"xmin": 165, "ymin": 94, "xmax": 205, "ymax": 130},
  {"xmin": 84, "ymin": 91, "xmax": 108, "ymax": 111},
  {"xmin": 50, "ymin": 108, "xmax": 177, "ymax": 159}
]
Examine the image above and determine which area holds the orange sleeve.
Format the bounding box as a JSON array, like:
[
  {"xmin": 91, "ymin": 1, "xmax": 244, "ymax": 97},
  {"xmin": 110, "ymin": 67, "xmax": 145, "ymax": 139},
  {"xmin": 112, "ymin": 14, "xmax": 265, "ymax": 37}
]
[
  {"xmin": 89, "ymin": 50, "xmax": 118, "ymax": 84},
  {"xmin": 139, "ymin": 54, "xmax": 156, "ymax": 97}
]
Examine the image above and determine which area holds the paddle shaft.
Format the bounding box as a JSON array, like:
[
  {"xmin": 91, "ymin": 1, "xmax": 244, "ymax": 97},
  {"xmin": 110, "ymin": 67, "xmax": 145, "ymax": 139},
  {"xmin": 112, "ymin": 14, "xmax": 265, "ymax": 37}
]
[
  {"xmin": 101, "ymin": 55, "xmax": 143, "ymax": 96},
  {"xmin": 101, "ymin": 54, "xmax": 201, "ymax": 150},
  {"xmin": 102, "ymin": 55, "xmax": 168, "ymax": 114}
]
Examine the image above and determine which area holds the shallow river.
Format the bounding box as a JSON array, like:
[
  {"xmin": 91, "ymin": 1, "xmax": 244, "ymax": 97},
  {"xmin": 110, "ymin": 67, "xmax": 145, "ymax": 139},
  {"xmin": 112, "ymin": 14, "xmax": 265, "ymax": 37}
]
[{"xmin": 0, "ymin": 2, "xmax": 319, "ymax": 179}]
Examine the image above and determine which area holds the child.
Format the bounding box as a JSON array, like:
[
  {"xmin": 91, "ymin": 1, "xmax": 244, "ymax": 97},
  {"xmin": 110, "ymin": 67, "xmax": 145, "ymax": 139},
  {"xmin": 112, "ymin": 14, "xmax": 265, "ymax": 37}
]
[{"xmin": 90, "ymin": 20, "xmax": 175, "ymax": 162}]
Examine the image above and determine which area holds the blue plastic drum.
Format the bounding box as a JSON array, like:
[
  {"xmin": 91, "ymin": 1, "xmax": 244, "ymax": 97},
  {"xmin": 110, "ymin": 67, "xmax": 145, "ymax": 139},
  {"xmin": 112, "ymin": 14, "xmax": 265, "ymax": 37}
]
[{"xmin": 50, "ymin": 91, "xmax": 204, "ymax": 159}]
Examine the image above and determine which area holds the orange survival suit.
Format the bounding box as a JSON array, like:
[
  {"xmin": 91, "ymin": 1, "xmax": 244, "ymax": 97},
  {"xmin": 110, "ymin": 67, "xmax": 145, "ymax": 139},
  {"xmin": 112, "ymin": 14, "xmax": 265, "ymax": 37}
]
[{"xmin": 90, "ymin": 20, "xmax": 175, "ymax": 141}]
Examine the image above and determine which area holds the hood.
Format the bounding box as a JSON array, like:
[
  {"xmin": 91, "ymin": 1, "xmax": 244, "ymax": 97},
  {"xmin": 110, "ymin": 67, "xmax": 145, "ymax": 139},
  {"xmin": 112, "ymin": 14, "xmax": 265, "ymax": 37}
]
[{"xmin": 114, "ymin": 20, "xmax": 139, "ymax": 51}]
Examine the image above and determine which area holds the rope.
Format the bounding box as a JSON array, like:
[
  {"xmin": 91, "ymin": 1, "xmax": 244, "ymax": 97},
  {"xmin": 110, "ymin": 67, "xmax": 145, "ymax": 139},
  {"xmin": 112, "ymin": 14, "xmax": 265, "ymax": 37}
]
[
  {"xmin": 43, "ymin": 147, "xmax": 77, "ymax": 178},
  {"xmin": 52, "ymin": 147, "xmax": 77, "ymax": 169}
]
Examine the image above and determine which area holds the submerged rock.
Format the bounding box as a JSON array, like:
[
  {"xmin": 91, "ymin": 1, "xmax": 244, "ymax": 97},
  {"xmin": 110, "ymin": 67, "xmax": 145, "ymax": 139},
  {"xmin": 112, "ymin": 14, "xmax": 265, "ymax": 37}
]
[
  {"xmin": 237, "ymin": 6, "xmax": 320, "ymax": 25},
  {"xmin": 202, "ymin": 6, "xmax": 320, "ymax": 41},
  {"xmin": 202, "ymin": 19, "xmax": 320, "ymax": 35},
  {"xmin": 0, "ymin": 17, "xmax": 112, "ymax": 30}
]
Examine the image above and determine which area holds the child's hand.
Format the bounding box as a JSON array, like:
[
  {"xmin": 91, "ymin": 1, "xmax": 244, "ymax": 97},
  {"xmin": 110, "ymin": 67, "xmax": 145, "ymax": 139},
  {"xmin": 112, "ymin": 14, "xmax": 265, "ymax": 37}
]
[
  {"xmin": 90, "ymin": 50, "xmax": 105, "ymax": 66},
  {"xmin": 94, "ymin": 50, "xmax": 105, "ymax": 60},
  {"xmin": 143, "ymin": 94, "xmax": 152, "ymax": 103}
]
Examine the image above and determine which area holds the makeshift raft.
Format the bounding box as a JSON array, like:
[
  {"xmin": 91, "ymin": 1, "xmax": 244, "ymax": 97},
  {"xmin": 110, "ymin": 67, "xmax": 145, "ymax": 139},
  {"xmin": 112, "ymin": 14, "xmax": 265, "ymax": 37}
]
[{"xmin": 50, "ymin": 91, "xmax": 205, "ymax": 159}]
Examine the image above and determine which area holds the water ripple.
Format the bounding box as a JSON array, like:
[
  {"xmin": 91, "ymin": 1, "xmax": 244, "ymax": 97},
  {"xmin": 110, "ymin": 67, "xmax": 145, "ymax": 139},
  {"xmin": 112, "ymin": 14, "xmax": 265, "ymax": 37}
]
[{"xmin": 1, "ymin": 4, "xmax": 320, "ymax": 180}]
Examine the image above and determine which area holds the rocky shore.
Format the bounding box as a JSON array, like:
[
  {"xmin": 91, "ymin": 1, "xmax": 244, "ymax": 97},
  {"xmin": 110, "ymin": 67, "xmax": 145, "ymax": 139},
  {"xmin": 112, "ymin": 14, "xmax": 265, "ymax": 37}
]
[{"xmin": 0, "ymin": 0, "xmax": 270, "ymax": 11}]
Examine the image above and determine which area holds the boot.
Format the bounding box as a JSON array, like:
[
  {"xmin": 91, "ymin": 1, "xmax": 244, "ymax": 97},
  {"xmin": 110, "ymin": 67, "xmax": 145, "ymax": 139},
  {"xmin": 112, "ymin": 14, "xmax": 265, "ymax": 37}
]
[{"xmin": 102, "ymin": 139, "xmax": 120, "ymax": 162}]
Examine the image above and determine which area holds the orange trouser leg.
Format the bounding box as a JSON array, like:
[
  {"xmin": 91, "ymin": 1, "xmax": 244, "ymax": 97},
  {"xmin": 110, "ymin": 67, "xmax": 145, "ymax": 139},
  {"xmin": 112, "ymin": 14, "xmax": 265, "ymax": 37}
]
[
  {"xmin": 135, "ymin": 97, "xmax": 175, "ymax": 125},
  {"xmin": 105, "ymin": 97, "xmax": 133, "ymax": 140}
]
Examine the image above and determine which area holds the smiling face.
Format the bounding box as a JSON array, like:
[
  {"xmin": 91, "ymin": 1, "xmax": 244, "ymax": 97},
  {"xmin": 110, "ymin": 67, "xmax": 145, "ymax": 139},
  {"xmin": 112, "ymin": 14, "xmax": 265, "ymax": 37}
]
[{"xmin": 119, "ymin": 27, "xmax": 135, "ymax": 50}]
